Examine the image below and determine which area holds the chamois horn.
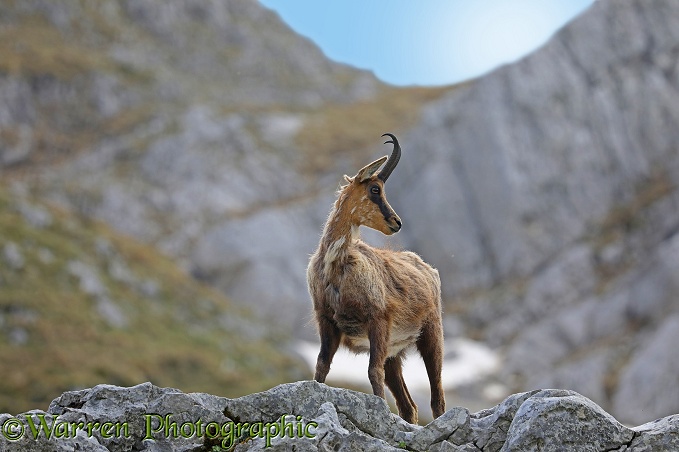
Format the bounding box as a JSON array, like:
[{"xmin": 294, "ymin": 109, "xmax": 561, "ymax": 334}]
[{"xmin": 378, "ymin": 133, "xmax": 401, "ymax": 182}]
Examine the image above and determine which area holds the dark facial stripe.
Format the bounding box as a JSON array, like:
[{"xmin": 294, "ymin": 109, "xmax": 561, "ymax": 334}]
[{"xmin": 369, "ymin": 188, "xmax": 394, "ymax": 220}]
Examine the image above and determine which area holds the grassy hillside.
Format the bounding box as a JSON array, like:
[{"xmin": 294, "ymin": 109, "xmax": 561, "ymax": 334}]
[
  {"xmin": 0, "ymin": 184, "xmax": 305, "ymax": 414},
  {"xmin": 296, "ymin": 85, "xmax": 453, "ymax": 173}
]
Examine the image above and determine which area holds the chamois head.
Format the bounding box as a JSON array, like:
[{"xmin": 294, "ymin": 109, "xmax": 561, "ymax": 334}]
[{"xmin": 339, "ymin": 133, "xmax": 402, "ymax": 236}]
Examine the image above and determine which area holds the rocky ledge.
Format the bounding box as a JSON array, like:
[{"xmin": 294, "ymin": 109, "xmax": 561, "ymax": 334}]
[{"xmin": 0, "ymin": 381, "xmax": 677, "ymax": 451}]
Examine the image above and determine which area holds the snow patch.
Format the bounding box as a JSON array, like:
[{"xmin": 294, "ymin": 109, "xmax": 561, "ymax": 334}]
[{"xmin": 297, "ymin": 337, "xmax": 500, "ymax": 391}]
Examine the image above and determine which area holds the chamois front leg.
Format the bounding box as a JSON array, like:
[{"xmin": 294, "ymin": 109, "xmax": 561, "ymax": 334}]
[
  {"xmin": 367, "ymin": 320, "xmax": 389, "ymax": 399},
  {"xmin": 314, "ymin": 315, "xmax": 341, "ymax": 383}
]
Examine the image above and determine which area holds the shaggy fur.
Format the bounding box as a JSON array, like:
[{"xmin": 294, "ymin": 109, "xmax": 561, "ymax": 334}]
[{"xmin": 307, "ymin": 136, "xmax": 445, "ymax": 424}]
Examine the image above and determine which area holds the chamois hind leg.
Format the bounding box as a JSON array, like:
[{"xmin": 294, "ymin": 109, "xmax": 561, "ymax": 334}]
[
  {"xmin": 314, "ymin": 316, "xmax": 341, "ymax": 383},
  {"xmin": 384, "ymin": 352, "xmax": 418, "ymax": 424},
  {"xmin": 416, "ymin": 319, "xmax": 446, "ymax": 419}
]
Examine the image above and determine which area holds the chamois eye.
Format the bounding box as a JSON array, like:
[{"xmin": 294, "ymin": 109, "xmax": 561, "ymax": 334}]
[{"xmin": 370, "ymin": 186, "xmax": 380, "ymax": 195}]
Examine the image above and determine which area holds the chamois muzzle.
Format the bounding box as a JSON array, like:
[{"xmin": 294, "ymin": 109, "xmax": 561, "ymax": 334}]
[
  {"xmin": 378, "ymin": 133, "xmax": 401, "ymax": 182},
  {"xmin": 388, "ymin": 216, "xmax": 402, "ymax": 233}
]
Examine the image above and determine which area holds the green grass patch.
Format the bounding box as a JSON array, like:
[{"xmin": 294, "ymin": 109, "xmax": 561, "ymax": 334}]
[{"xmin": 0, "ymin": 187, "xmax": 305, "ymax": 414}]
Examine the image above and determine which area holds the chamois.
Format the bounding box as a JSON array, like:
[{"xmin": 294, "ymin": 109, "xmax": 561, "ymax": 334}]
[{"xmin": 307, "ymin": 133, "xmax": 445, "ymax": 424}]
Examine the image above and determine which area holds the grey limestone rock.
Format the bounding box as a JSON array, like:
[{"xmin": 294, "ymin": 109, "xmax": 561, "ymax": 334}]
[
  {"xmin": 223, "ymin": 380, "xmax": 416, "ymax": 445},
  {"xmin": 3, "ymin": 382, "xmax": 677, "ymax": 451},
  {"xmin": 46, "ymin": 382, "xmax": 230, "ymax": 451},
  {"xmin": 500, "ymin": 389, "xmax": 635, "ymax": 452},
  {"xmin": 407, "ymin": 407, "xmax": 471, "ymax": 450},
  {"xmin": 470, "ymin": 390, "xmax": 539, "ymax": 452},
  {"xmin": 2, "ymin": 242, "xmax": 25, "ymax": 271},
  {"xmin": 630, "ymin": 415, "xmax": 679, "ymax": 452}
]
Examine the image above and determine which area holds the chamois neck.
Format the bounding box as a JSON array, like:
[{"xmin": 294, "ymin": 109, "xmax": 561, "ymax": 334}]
[
  {"xmin": 318, "ymin": 195, "xmax": 359, "ymax": 273},
  {"xmin": 321, "ymin": 200, "xmax": 359, "ymax": 249}
]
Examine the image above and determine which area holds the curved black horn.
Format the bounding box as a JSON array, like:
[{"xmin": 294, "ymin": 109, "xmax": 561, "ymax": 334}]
[{"xmin": 378, "ymin": 133, "xmax": 401, "ymax": 182}]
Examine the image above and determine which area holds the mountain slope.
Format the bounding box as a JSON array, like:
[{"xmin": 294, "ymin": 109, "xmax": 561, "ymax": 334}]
[
  {"xmin": 388, "ymin": 0, "xmax": 679, "ymax": 424},
  {"xmin": 0, "ymin": 0, "xmax": 445, "ymax": 413},
  {"xmin": 0, "ymin": 184, "xmax": 304, "ymax": 413},
  {"xmin": 0, "ymin": 0, "xmax": 449, "ymax": 335},
  {"xmin": 0, "ymin": 0, "xmax": 382, "ymax": 171}
]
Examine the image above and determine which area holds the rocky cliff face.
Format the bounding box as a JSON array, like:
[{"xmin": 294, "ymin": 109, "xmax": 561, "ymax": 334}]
[
  {"xmin": 2, "ymin": 0, "xmax": 679, "ymax": 428},
  {"xmin": 390, "ymin": 0, "xmax": 679, "ymax": 425},
  {"xmin": 1, "ymin": 382, "xmax": 677, "ymax": 451}
]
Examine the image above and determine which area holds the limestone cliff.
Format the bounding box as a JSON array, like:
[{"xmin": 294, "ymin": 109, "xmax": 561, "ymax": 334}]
[{"xmin": 389, "ymin": 0, "xmax": 679, "ymax": 425}]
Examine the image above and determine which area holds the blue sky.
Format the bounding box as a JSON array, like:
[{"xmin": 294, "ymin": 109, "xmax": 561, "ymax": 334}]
[{"xmin": 259, "ymin": 0, "xmax": 595, "ymax": 86}]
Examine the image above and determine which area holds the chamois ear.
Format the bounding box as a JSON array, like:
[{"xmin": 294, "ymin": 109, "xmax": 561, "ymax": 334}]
[{"xmin": 355, "ymin": 156, "xmax": 388, "ymax": 182}]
